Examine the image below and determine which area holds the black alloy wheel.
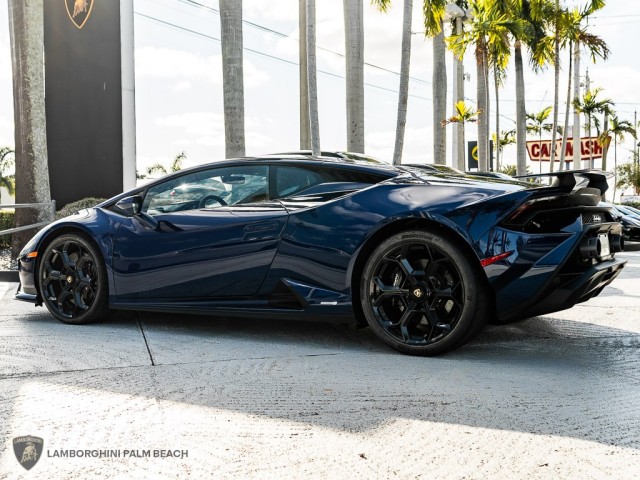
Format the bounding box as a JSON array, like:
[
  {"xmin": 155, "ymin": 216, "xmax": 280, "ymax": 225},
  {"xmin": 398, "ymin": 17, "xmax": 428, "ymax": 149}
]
[
  {"xmin": 39, "ymin": 233, "xmax": 110, "ymax": 324},
  {"xmin": 360, "ymin": 230, "xmax": 487, "ymax": 355}
]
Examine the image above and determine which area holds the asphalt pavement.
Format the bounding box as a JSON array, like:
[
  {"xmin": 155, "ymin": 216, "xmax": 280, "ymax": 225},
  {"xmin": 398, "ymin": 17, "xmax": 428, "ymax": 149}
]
[{"xmin": 1, "ymin": 246, "xmax": 639, "ymax": 479}]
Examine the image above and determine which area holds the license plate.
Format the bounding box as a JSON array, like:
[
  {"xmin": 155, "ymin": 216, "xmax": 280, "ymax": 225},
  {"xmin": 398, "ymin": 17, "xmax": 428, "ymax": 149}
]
[{"xmin": 598, "ymin": 233, "xmax": 610, "ymax": 257}]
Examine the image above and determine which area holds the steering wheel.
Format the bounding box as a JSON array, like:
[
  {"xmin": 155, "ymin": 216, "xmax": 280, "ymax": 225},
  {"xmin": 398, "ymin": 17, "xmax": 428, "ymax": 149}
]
[{"xmin": 199, "ymin": 195, "xmax": 228, "ymax": 208}]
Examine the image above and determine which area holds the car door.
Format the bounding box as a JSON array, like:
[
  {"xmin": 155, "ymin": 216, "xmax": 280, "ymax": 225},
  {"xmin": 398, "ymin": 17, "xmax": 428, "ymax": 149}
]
[{"xmin": 112, "ymin": 164, "xmax": 289, "ymax": 300}]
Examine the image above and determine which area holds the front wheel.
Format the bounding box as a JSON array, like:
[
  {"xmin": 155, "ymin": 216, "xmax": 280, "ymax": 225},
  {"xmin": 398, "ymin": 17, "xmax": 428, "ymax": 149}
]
[
  {"xmin": 360, "ymin": 230, "xmax": 488, "ymax": 356},
  {"xmin": 38, "ymin": 233, "xmax": 111, "ymax": 324}
]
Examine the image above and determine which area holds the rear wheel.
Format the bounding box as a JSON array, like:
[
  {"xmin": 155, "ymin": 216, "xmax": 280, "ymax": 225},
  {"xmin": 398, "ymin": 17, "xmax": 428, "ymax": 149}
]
[
  {"xmin": 38, "ymin": 233, "xmax": 111, "ymax": 324},
  {"xmin": 360, "ymin": 230, "xmax": 487, "ymax": 355}
]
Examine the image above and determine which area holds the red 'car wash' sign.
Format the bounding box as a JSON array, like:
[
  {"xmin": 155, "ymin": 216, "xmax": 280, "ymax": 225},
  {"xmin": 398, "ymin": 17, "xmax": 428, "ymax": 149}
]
[{"xmin": 526, "ymin": 137, "xmax": 609, "ymax": 162}]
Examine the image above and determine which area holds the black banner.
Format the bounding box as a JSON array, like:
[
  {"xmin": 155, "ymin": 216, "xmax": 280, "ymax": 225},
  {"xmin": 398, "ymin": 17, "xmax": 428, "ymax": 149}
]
[
  {"xmin": 467, "ymin": 140, "xmax": 494, "ymax": 171},
  {"xmin": 44, "ymin": 0, "xmax": 124, "ymax": 207}
]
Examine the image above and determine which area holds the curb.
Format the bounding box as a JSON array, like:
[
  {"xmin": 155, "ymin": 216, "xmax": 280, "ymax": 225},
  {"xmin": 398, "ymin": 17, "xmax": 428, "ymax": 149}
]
[{"xmin": 0, "ymin": 270, "xmax": 19, "ymax": 282}]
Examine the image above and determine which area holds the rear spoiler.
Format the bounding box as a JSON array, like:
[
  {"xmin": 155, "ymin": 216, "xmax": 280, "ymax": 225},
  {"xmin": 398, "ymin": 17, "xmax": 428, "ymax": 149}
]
[{"xmin": 514, "ymin": 169, "xmax": 611, "ymax": 197}]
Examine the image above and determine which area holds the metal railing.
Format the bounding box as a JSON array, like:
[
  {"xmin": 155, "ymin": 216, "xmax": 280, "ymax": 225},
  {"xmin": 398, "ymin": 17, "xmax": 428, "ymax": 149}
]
[{"xmin": 0, "ymin": 200, "xmax": 56, "ymax": 236}]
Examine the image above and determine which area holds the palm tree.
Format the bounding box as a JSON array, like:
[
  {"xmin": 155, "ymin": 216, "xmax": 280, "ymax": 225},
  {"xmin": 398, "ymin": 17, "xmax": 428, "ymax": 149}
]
[
  {"xmin": 573, "ymin": 88, "xmax": 613, "ymax": 169},
  {"xmin": 492, "ymin": 129, "xmax": 515, "ymax": 165},
  {"xmin": 527, "ymin": 0, "xmax": 564, "ymax": 172},
  {"xmin": 449, "ymin": 0, "xmax": 521, "ymax": 172},
  {"xmin": 306, "ymin": 0, "xmax": 321, "ymax": 156},
  {"xmin": 220, "ymin": 0, "xmax": 245, "ymax": 158},
  {"xmin": 373, "ymin": 0, "xmax": 412, "ymax": 165},
  {"xmin": 554, "ymin": 8, "xmax": 608, "ymax": 170},
  {"xmin": 423, "ymin": 0, "xmax": 448, "ymax": 165},
  {"xmin": 442, "ymin": 100, "xmax": 480, "ymax": 127},
  {"xmin": 549, "ymin": 0, "xmax": 561, "ymax": 173},
  {"xmin": 146, "ymin": 152, "xmax": 186, "ymax": 177},
  {"xmin": 509, "ymin": 0, "xmax": 548, "ymax": 176},
  {"xmin": 616, "ymin": 162, "xmax": 640, "ymax": 196},
  {"xmin": 573, "ymin": 1, "xmax": 607, "ymax": 166},
  {"xmin": 344, "ymin": 0, "xmax": 364, "ymax": 153},
  {"xmin": 7, "ymin": 0, "xmax": 52, "ymax": 255},
  {"xmin": 299, "ymin": 0, "xmax": 310, "ymax": 149},
  {"xmin": 526, "ymin": 106, "xmax": 553, "ymax": 174},
  {"xmin": 489, "ymin": 32, "xmax": 510, "ymax": 172},
  {"xmin": 607, "ymin": 116, "xmax": 636, "ymax": 202},
  {"xmin": 0, "ymin": 147, "xmax": 16, "ymax": 204},
  {"xmin": 449, "ymin": 1, "xmax": 469, "ymax": 171}
]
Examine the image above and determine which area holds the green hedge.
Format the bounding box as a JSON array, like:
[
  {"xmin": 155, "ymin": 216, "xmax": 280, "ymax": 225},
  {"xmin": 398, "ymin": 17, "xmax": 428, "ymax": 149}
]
[
  {"xmin": 620, "ymin": 201, "xmax": 640, "ymax": 209},
  {"xmin": 0, "ymin": 211, "xmax": 14, "ymax": 248},
  {"xmin": 56, "ymin": 197, "xmax": 107, "ymax": 220}
]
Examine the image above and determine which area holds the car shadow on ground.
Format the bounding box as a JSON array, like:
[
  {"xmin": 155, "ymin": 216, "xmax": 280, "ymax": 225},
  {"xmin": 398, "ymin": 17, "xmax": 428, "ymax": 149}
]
[{"xmin": 2, "ymin": 301, "xmax": 640, "ymax": 455}]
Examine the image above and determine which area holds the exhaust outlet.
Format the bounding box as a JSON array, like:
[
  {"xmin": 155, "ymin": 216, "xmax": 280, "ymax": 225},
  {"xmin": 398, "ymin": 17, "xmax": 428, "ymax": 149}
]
[
  {"xmin": 580, "ymin": 237, "xmax": 599, "ymax": 259},
  {"xmin": 610, "ymin": 234, "xmax": 624, "ymax": 253}
]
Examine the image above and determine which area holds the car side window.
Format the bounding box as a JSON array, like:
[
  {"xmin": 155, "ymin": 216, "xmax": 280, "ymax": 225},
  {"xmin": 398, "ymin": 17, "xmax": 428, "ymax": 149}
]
[
  {"xmin": 276, "ymin": 166, "xmax": 325, "ymax": 198},
  {"xmin": 142, "ymin": 165, "xmax": 269, "ymax": 215}
]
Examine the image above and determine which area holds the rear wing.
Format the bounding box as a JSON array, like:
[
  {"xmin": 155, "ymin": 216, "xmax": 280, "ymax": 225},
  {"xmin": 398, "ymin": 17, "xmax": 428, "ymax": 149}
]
[{"xmin": 515, "ymin": 169, "xmax": 611, "ymax": 197}]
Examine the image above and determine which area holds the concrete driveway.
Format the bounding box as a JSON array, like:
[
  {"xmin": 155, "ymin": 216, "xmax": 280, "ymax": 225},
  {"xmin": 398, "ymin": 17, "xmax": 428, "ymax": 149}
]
[{"xmin": 1, "ymin": 246, "xmax": 639, "ymax": 479}]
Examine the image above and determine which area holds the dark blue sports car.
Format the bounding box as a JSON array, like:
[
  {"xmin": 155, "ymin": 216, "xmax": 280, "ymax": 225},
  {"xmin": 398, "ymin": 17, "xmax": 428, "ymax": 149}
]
[{"xmin": 16, "ymin": 156, "xmax": 626, "ymax": 355}]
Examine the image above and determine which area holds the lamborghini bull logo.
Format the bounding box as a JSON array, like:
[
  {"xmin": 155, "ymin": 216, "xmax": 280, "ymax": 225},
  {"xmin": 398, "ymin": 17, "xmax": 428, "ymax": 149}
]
[
  {"xmin": 13, "ymin": 436, "xmax": 44, "ymax": 471},
  {"xmin": 65, "ymin": 0, "xmax": 94, "ymax": 29}
]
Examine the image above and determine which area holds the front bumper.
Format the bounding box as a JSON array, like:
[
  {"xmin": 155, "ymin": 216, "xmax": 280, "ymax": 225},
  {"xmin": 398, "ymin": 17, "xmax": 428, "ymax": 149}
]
[{"xmin": 15, "ymin": 282, "xmax": 38, "ymax": 303}]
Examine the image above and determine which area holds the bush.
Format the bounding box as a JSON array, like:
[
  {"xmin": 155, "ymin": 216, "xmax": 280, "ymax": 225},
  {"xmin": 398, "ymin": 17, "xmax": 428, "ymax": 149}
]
[
  {"xmin": 0, "ymin": 211, "xmax": 14, "ymax": 248},
  {"xmin": 56, "ymin": 197, "xmax": 107, "ymax": 220}
]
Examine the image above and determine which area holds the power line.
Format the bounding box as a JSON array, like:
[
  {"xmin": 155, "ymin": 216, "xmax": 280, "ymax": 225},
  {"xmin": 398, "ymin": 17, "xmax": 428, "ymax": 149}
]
[
  {"xmin": 134, "ymin": 12, "xmax": 433, "ymax": 102},
  {"xmin": 167, "ymin": 0, "xmax": 433, "ymax": 86}
]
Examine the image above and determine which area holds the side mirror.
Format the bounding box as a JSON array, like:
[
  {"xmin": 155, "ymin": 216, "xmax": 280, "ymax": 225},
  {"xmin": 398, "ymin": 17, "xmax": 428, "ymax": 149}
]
[{"xmin": 116, "ymin": 195, "xmax": 143, "ymax": 216}]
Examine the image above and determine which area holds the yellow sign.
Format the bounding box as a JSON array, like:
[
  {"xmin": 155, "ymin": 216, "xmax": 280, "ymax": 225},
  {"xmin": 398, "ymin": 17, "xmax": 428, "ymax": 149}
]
[
  {"xmin": 471, "ymin": 145, "xmax": 479, "ymax": 161},
  {"xmin": 65, "ymin": 0, "xmax": 94, "ymax": 29}
]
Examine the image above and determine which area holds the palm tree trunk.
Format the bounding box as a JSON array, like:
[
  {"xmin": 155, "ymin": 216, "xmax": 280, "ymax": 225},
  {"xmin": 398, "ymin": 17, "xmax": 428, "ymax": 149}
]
[
  {"xmin": 588, "ymin": 114, "xmax": 593, "ymax": 169},
  {"xmin": 549, "ymin": 0, "xmax": 560, "ymax": 173},
  {"xmin": 306, "ymin": 0, "xmax": 321, "ymax": 156},
  {"xmin": 539, "ymin": 132, "xmax": 543, "ymax": 175},
  {"xmin": 573, "ymin": 40, "xmax": 582, "ymax": 168},
  {"xmin": 560, "ymin": 44, "xmax": 572, "ymax": 171},
  {"xmin": 452, "ymin": 16, "xmax": 465, "ymax": 171},
  {"xmin": 220, "ymin": 0, "xmax": 245, "ymax": 158},
  {"xmin": 613, "ymin": 137, "xmax": 618, "ymax": 202},
  {"xmin": 601, "ymin": 110, "xmax": 609, "ymax": 171},
  {"xmin": 8, "ymin": 0, "xmax": 52, "ymax": 257},
  {"xmin": 483, "ymin": 48, "xmax": 491, "ymax": 170},
  {"xmin": 393, "ymin": 0, "xmax": 413, "ymax": 165},
  {"xmin": 299, "ymin": 0, "xmax": 310, "ymax": 149},
  {"xmin": 494, "ymin": 67, "xmax": 500, "ymax": 172},
  {"xmin": 433, "ymin": 29, "xmax": 447, "ymax": 165},
  {"xmin": 344, "ymin": 0, "xmax": 364, "ymax": 153},
  {"xmin": 476, "ymin": 39, "xmax": 488, "ymax": 172},
  {"xmin": 514, "ymin": 42, "xmax": 527, "ymax": 176}
]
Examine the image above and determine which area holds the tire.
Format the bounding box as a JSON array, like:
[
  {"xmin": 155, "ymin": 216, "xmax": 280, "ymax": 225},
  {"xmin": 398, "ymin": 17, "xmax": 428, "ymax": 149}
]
[
  {"xmin": 38, "ymin": 233, "xmax": 111, "ymax": 324},
  {"xmin": 360, "ymin": 229, "xmax": 488, "ymax": 356}
]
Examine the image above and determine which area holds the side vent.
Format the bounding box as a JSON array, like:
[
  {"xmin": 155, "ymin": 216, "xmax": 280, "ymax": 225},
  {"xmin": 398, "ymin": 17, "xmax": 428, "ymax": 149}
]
[{"xmin": 268, "ymin": 280, "xmax": 305, "ymax": 310}]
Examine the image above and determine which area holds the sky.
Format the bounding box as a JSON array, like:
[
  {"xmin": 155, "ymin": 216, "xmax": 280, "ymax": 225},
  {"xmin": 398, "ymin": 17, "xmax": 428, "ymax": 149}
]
[{"xmin": 1, "ymin": 0, "xmax": 639, "ymax": 176}]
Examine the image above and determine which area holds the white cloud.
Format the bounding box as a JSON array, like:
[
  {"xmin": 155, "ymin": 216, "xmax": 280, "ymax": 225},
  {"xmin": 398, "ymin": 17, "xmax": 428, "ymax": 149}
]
[
  {"xmin": 155, "ymin": 112, "xmax": 225, "ymax": 148},
  {"xmin": 135, "ymin": 46, "xmax": 269, "ymax": 89},
  {"xmin": 135, "ymin": 47, "xmax": 222, "ymax": 83},
  {"xmin": 172, "ymin": 81, "xmax": 192, "ymax": 92}
]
